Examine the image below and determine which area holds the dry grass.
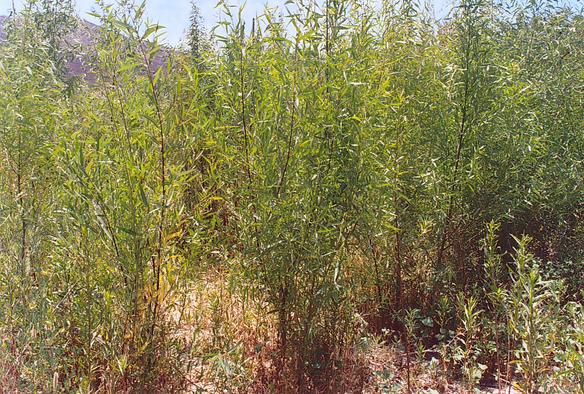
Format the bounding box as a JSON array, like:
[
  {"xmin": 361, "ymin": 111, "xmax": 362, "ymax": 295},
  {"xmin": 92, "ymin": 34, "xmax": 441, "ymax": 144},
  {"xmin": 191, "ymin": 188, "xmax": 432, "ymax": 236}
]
[{"xmin": 169, "ymin": 271, "xmax": 527, "ymax": 393}]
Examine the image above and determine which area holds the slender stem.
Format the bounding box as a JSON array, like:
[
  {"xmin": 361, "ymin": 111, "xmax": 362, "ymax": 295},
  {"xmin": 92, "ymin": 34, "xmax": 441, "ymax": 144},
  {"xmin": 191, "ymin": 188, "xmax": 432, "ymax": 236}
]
[
  {"xmin": 436, "ymin": 1, "xmax": 475, "ymax": 272},
  {"xmin": 240, "ymin": 39, "xmax": 252, "ymax": 185},
  {"xmin": 275, "ymin": 95, "xmax": 296, "ymax": 198},
  {"xmin": 138, "ymin": 31, "xmax": 167, "ymax": 373}
]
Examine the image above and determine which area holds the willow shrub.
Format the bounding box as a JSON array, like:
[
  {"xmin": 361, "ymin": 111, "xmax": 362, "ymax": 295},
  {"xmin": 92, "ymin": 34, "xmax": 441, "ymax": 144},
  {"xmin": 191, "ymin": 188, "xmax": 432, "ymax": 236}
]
[
  {"xmin": 214, "ymin": 1, "xmax": 372, "ymax": 388},
  {"xmin": 212, "ymin": 0, "xmax": 583, "ymax": 388},
  {"xmin": 0, "ymin": 5, "xmax": 66, "ymax": 390},
  {"xmin": 0, "ymin": 1, "xmax": 193, "ymax": 390},
  {"xmin": 50, "ymin": 4, "xmax": 198, "ymax": 389}
]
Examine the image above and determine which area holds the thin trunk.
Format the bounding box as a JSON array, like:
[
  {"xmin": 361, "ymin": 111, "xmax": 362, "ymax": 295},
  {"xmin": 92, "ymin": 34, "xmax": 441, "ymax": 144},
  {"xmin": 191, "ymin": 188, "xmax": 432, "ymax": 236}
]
[
  {"xmin": 371, "ymin": 241, "xmax": 384, "ymax": 308},
  {"xmin": 275, "ymin": 96, "xmax": 295, "ymax": 198},
  {"xmin": 405, "ymin": 331, "xmax": 411, "ymax": 393},
  {"xmin": 395, "ymin": 231, "xmax": 403, "ymax": 309},
  {"xmin": 436, "ymin": 5, "xmax": 474, "ymax": 271},
  {"xmin": 278, "ymin": 284, "xmax": 288, "ymax": 378},
  {"xmin": 394, "ymin": 121, "xmax": 403, "ymax": 310},
  {"xmin": 17, "ymin": 164, "xmax": 26, "ymax": 277},
  {"xmin": 140, "ymin": 40, "xmax": 167, "ymax": 376}
]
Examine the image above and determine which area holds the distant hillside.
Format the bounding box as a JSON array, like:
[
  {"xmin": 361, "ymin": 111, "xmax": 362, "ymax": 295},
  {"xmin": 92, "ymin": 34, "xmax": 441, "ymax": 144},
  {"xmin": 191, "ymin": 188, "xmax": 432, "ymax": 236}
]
[
  {"xmin": 0, "ymin": 15, "xmax": 168, "ymax": 83},
  {"xmin": 0, "ymin": 15, "xmax": 6, "ymax": 41}
]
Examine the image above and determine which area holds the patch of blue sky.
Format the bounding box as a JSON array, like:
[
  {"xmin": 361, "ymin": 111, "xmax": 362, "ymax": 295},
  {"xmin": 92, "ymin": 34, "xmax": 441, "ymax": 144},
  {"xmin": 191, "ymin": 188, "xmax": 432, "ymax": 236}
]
[{"xmin": 1, "ymin": 0, "xmax": 581, "ymax": 45}]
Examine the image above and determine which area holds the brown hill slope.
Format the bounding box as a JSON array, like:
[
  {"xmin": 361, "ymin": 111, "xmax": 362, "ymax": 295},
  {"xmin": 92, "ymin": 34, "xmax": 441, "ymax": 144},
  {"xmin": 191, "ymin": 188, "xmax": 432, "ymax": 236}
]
[{"xmin": 0, "ymin": 16, "xmax": 169, "ymax": 83}]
